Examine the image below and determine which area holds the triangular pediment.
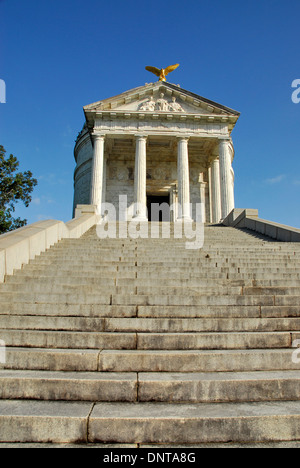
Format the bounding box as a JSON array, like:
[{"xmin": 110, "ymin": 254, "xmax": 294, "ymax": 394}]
[{"xmin": 84, "ymin": 82, "xmax": 240, "ymax": 118}]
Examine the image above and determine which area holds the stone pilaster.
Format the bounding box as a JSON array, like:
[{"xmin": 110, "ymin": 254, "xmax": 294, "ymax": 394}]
[
  {"xmin": 177, "ymin": 137, "xmax": 191, "ymax": 220},
  {"xmin": 134, "ymin": 135, "xmax": 148, "ymax": 221},
  {"xmin": 90, "ymin": 134, "xmax": 105, "ymax": 214},
  {"xmin": 219, "ymin": 138, "xmax": 235, "ymax": 220}
]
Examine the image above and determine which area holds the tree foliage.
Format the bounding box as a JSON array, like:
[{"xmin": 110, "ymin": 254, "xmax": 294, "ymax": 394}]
[{"xmin": 0, "ymin": 145, "xmax": 38, "ymax": 234}]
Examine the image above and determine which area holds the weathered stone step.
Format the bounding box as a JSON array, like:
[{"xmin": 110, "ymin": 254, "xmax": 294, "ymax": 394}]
[
  {"xmin": 138, "ymin": 305, "xmax": 300, "ymax": 319},
  {"xmin": 136, "ymin": 332, "xmax": 291, "ymax": 350},
  {"xmin": 112, "ymin": 294, "xmax": 275, "ymax": 306},
  {"xmin": 49, "ymin": 250, "xmax": 300, "ymax": 262},
  {"xmin": 1, "ymin": 348, "xmax": 100, "ymax": 371},
  {"xmin": 0, "ymin": 303, "xmax": 298, "ymax": 319},
  {"xmin": 11, "ymin": 268, "xmax": 300, "ymax": 282},
  {"xmin": 31, "ymin": 251, "xmax": 299, "ymax": 270},
  {"xmin": 113, "ymin": 294, "xmax": 300, "ymax": 307},
  {"xmin": 98, "ymin": 348, "xmax": 300, "ymax": 373},
  {"xmin": 0, "ymin": 371, "xmax": 137, "ymax": 402},
  {"xmin": 244, "ymin": 287, "xmax": 300, "ymax": 296},
  {"xmin": 3, "ymin": 347, "xmax": 300, "ymax": 372},
  {"xmin": 0, "ymin": 330, "xmax": 136, "ymax": 349},
  {"xmin": 0, "ymin": 284, "xmax": 245, "ymax": 298},
  {"xmin": 138, "ymin": 370, "xmax": 300, "ymax": 403},
  {"xmin": 88, "ymin": 401, "xmax": 300, "ymax": 444},
  {"xmin": 0, "ymin": 400, "xmax": 93, "ymax": 443},
  {"xmin": 1, "ymin": 399, "xmax": 300, "ymax": 444},
  {"xmin": 4, "ymin": 276, "xmax": 246, "ymax": 288},
  {"xmin": 0, "ymin": 303, "xmax": 136, "ymax": 318},
  {"xmin": 0, "ymin": 292, "xmax": 112, "ymax": 305},
  {"xmin": 0, "ymin": 370, "xmax": 299, "ymax": 404},
  {"xmin": 22, "ymin": 262, "xmax": 300, "ymax": 275},
  {"xmin": 2, "ymin": 316, "xmax": 299, "ymax": 333},
  {"xmin": 1, "ymin": 292, "xmax": 297, "ymax": 307}
]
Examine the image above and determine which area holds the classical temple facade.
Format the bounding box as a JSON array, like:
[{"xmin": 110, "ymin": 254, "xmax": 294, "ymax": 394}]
[{"xmin": 73, "ymin": 82, "xmax": 240, "ymax": 223}]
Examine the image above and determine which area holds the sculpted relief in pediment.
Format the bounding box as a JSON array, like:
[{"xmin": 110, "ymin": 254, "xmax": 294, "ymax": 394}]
[
  {"xmin": 111, "ymin": 92, "xmax": 213, "ymax": 114},
  {"xmin": 138, "ymin": 93, "xmax": 184, "ymax": 112},
  {"xmin": 139, "ymin": 94, "xmax": 184, "ymax": 113}
]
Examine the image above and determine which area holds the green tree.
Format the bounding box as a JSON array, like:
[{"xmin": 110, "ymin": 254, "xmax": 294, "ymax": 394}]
[{"xmin": 0, "ymin": 145, "xmax": 38, "ymax": 234}]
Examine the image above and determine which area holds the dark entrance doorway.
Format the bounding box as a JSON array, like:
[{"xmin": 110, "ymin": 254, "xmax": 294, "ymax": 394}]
[{"xmin": 147, "ymin": 195, "xmax": 170, "ymax": 222}]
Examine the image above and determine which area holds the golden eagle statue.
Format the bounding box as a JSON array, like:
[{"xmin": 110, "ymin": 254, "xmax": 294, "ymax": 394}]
[{"xmin": 145, "ymin": 64, "xmax": 179, "ymax": 82}]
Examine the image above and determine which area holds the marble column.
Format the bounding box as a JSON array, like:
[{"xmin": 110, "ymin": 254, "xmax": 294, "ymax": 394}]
[
  {"xmin": 134, "ymin": 135, "xmax": 148, "ymax": 221},
  {"xmin": 219, "ymin": 138, "xmax": 235, "ymax": 220},
  {"xmin": 90, "ymin": 134, "xmax": 105, "ymax": 214},
  {"xmin": 177, "ymin": 137, "xmax": 191, "ymax": 220},
  {"xmin": 211, "ymin": 158, "xmax": 222, "ymax": 223}
]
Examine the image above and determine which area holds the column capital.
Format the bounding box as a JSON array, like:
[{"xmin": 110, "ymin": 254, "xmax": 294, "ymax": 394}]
[
  {"xmin": 177, "ymin": 136, "xmax": 190, "ymax": 142},
  {"xmin": 218, "ymin": 137, "xmax": 231, "ymax": 143},
  {"xmin": 134, "ymin": 134, "xmax": 148, "ymax": 141},
  {"xmin": 91, "ymin": 133, "xmax": 106, "ymax": 142}
]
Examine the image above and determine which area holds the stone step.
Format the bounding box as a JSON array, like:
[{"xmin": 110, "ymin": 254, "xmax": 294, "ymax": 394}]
[
  {"xmin": 0, "ymin": 370, "xmax": 137, "ymax": 402},
  {"xmin": 0, "ymin": 292, "xmax": 112, "ymax": 305},
  {"xmin": 98, "ymin": 349, "xmax": 300, "ymax": 373},
  {"xmin": 0, "ymin": 369, "xmax": 300, "ymax": 404},
  {"xmin": 1, "ymin": 348, "xmax": 100, "ymax": 371},
  {"xmin": 1, "ymin": 315, "xmax": 299, "ymax": 333},
  {"xmin": 136, "ymin": 332, "xmax": 292, "ymax": 350},
  {"xmin": 113, "ymin": 294, "xmax": 300, "ymax": 307},
  {"xmin": 48, "ymin": 250, "xmax": 300, "ymax": 261},
  {"xmin": 244, "ymin": 287, "xmax": 300, "ymax": 296},
  {"xmin": 11, "ymin": 268, "xmax": 300, "ymax": 281},
  {"xmin": 0, "ymin": 330, "xmax": 137, "ymax": 349},
  {"xmin": 87, "ymin": 401, "xmax": 300, "ymax": 444},
  {"xmin": 22, "ymin": 261, "xmax": 300, "ymax": 275},
  {"xmin": 0, "ymin": 303, "xmax": 298, "ymax": 319},
  {"xmin": 30, "ymin": 249, "xmax": 300, "ymax": 260},
  {"xmin": 138, "ymin": 370, "xmax": 300, "ymax": 403},
  {"xmin": 1, "ymin": 292, "xmax": 297, "ymax": 307},
  {"xmin": 2, "ymin": 347, "xmax": 300, "ymax": 373},
  {"xmin": 50, "ymin": 252, "xmax": 300, "ymax": 262},
  {"xmin": 1, "ymin": 399, "xmax": 300, "ymax": 443},
  {"xmin": 29, "ymin": 257, "xmax": 300, "ymax": 269},
  {"xmin": 3, "ymin": 276, "xmax": 246, "ymax": 288},
  {"xmin": 137, "ymin": 305, "xmax": 300, "ymax": 318},
  {"xmin": 0, "ymin": 303, "xmax": 136, "ymax": 318},
  {"xmin": 0, "ymin": 285, "xmax": 245, "ymax": 298},
  {"xmin": 111, "ymin": 294, "xmax": 275, "ymax": 306}
]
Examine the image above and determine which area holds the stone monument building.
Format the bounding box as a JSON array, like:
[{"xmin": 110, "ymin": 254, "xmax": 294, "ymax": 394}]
[
  {"xmin": 1, "ymin": 78, "xmax": 300, "ymax": 446},
  {"xmin": 73, "ymin": 82, "xmax": 239, "ymax": 223}
]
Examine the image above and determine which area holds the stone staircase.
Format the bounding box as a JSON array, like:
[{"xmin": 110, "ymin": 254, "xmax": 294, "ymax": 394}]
[{"xmin": 0, "ymin": 223, "xmax": 300, "ymax": 446}]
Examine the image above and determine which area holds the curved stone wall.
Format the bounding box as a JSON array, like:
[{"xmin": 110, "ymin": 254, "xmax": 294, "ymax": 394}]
[{"xmin": 73, "ymin": 128, "xmax": 93, "ymax": 216}]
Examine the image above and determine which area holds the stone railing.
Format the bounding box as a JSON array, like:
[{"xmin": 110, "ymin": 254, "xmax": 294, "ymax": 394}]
[
  {"xmin": 223, "ymin": 208, "xmax": 300, "ymax": 242},
  {"xmin": 0, "ymin": 205, "xmax": 98, "ymax": 282}
]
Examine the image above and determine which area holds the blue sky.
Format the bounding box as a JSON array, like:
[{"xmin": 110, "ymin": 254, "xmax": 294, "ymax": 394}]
[{"xmin": 1, "ymin": 0, "xmax": 300, "ymax": 227}]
